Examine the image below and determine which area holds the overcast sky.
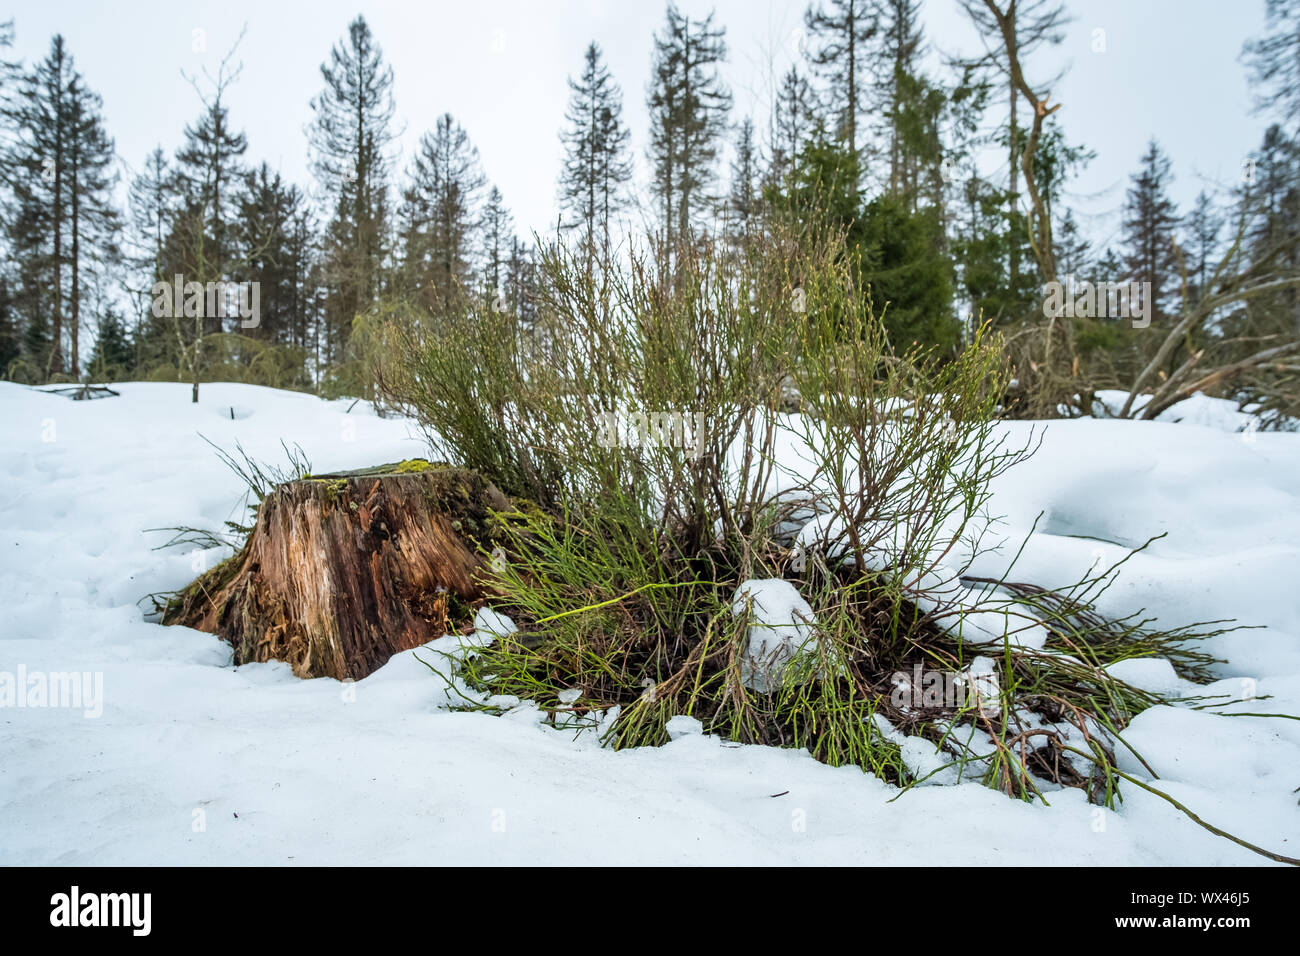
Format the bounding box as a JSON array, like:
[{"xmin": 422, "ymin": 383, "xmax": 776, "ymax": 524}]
[{"xmin": 4, "ymin": 1, "xmax": 1274, "ymax": 255}]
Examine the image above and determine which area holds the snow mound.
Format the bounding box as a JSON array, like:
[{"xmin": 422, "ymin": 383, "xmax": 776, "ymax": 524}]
[{"xmin": 732, "ymin": 578, "xmax": 818, "ymax": 693}]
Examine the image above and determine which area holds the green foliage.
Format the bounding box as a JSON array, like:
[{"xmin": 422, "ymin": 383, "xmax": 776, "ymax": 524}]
[
  {"xmin": 858, "ymin": 194, "xmax": 959, "ymax": 350},
  {"xmin": 952, "ymin": 179, "xmax": 1041, "ymax": 326},
  {"xmin": 0, "ymin": 281, "xmax": 19, "ymax": 375},
  {"xmin": 379, "ymin": 222, "xmax": 1286, "ymax": 859},
  {"xmin": 1074, "ymin": 317, "xmax": 1121, "ymax": 355},
  {"xmin": 768, "ymin": 129, "xmax": 959, "ymax": 352},
  {"xmin": 87, "ymin": 310, "xmax": 135, "ymax": 380},
  {"xmin": 137, "ymin": 333, "xmax": 312, "ymax": 392}
]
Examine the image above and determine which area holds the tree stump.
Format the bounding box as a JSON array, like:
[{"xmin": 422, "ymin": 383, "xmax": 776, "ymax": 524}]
[{"xmin": 163, "ymin": 460, "xmax": 511, "ymax": 680}]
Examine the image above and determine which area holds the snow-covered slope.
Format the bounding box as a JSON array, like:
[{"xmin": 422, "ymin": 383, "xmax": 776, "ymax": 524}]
[{"xmin": 1, "ymin": 382, "xmax": 1297, "ymax": 865}]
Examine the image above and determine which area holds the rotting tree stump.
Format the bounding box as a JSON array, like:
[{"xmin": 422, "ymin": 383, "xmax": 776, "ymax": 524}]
[{"xmin": 163, "ymin": 460, "xmax": 510, "ymax": 680}]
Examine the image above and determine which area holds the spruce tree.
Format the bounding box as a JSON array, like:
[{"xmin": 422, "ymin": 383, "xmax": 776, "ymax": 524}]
[
  {"xmin": 4, "ymin": 35, "xmax": 75, "ymax": 376},
  {"xmin": 1183, "ymin": 190, "xmax": 1222, "ymax": 305},
  {"xmin": 401, "ymin": 113, "xmax": 486, "ymax": 309},
  {"xmin": 63, "ymin": 73, "xmax": 118, "ymax": 377},
  {"xmin": 774, "ymin": 129, "xmax": 957, "ymax": 350},
  {"xmin": 1247, "ymin": 124, "xmax": 1298, "ymax": 252},
  {"xmin": 1122, "ymin": 140, "xmax": 1180, "ymax": 327},
  {"xmin": 88, "ymin": 308, "xmax": 133, "ymax": 379},
  {"xmin": 481, "ymin": 186, "xmax": 513, "ymax": 304},
  {"xmin": 3, "ymin": 35, "xmax": 118, "ymax": 380},
  {"xmin": 802, "ymin": 0, "xmax": 876, "ymax": 167},
  {"xmin": 165, "ymin": 35, "xmax": 248, "ymax": 400},
  {"xmin": 126, "ymin": 147, "xmax": 177, "ymax": 371},
  {"xmin": 647, "ymin": 4, "xmax": 731, "ymax": 249},
  {"xmin": 235, "ymin": 163, "xmax": 310, "ymax": 348},
  {"xmin": 1244, "ymin": 0, "xmax": 1300, "ymax": 135},
  {"xmin": 175, "ymin": 40, "xmax": 246, "ymax": 336},
  {"xmin": 770, "ymin": 66, "xmax": 813, "ymax": 184},
  {"xmin": 874, "ymin": 0, "xmax": 925, "ymax": 195},
  {"xmin": 310, "ymin": 15, "xmax": 396, "ymax": 364},
  {"xmin": 507, "ymin": 236, "xmax": 538, "ymax": 331},
  {"xmin": 727, "ymin": 117, "xmax": 760, "ymax": 241},
  {"xmin": 1238, "ymin": 124, "xmax": 1300, "ymax": 340},
  {"xmin": 559, "ymin": 42, "xmax": 632, "ymax": 265},
  {"xmin": 1054, "ymin": 207, "xmax": 1090, "ymax": 280},
  {"xmin": 285, "ymin": 204, "xmax": 318, "ymax": 355}
]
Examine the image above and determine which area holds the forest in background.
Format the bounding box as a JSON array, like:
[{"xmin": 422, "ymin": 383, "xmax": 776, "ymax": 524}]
[{"xmin": 0, "ymin": 0, "xmax": 1297, "ymax": 423}]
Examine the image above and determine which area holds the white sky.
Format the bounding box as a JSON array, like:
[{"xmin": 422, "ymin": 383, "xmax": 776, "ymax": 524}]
[{"xmin": 4, "ymin": 0, "xmax": 1274, "ymax": 256}]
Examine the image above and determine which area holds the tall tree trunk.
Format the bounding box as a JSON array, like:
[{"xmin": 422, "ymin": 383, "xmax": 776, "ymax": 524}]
[
  {"xmin": 51, "ymin": 146, "xmax": 64, "ymax": 377},
  {"xmin": 847, "ymin": 7, "xmax": 857, "ymax": 161},
  {"xmin": 70, "ymin": 168, "xmax": 80, "ymax": 379},
  {"xmin": 1008, "ymin": 74, "xmax": 1019, "ymax": 294}
]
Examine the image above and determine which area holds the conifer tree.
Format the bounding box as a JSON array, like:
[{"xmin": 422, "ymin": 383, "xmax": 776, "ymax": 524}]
[
  {"xmin": 3, "ymin": 35, "xmax": 117, "ymax": 379},
  {"xmin": 802, "ymin": 0, "xmax": 876, "ymax": 166},
  {"xmin": 88, "ymin": 307, "xmax": 133, "ymax": 378},
  {"xmin": 648, "ymin": 4, "xmax": 731, "ymax": 249},
  {"xmin": 1054, "ymin": 207, "xmax": 1090, "ymax": 279},
  {"xmin": 507, "ymin": 236, "xmax": 538, "ymax": 331},
  {"xmin": 126, "ymin": 147, "xmax": 178, "ymax": 371},
  {"xmin": 310, "ymin": 15, "xmax": 396, "ymax": 363},
  {"xmin": 64, "ymin": 72, "xmax": 119, "ymax": 377},
  {"xmin": 175, "ymin": 34, "xmax": 246, "ymax": 337},
  {"xmin": 167, "ymin": 33, "xmax": 248, "ymax": 400},
  {"xmin": 559, "ymin": 42, "xmax": 632, "ymax": 265},
  {"xmin": 874, "ymin": 0, "xmax": 925, "ymax": 195},
  {"xmin": 1122, "ymin": 139, "xmax": 1180, "ymax": 326},
  {"xmin": 481, "ymin": 185, "xmax": 514, "ymax": 303},
  {"xmin": 727, "ymin": 117, "xmax": 760, "ymax": 240},
  {"xmin": 235, "ymin": 162, "xmax": 311, "ymax": 350},
  {"xmin": 401, "ymin": 113, "xmax": 486, "ymax": 308},
  {"xmin": 1183, "ymin": 190, "xmax": 1222, "ymax": 305},
  {"xmin": 770, "ymin": 66, "xmax": 813, "ymax": 184},
  {"xmin": 3, "ymin": 35, "xmax": 75, "ymax": 376},
  {"xmin": 1244, "ymin": 0, "xmax": 1300, "ymax": 135}
]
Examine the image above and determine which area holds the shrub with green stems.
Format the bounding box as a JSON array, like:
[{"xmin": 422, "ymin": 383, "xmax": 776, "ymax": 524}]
[{"xmin": 380, "ymin": 224, "xmax": 1297, "ymax": 865}]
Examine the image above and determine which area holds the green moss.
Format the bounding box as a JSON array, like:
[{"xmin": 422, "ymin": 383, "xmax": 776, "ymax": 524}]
[
  {"xmin": 304, "ymin": 459, "xmax": 448, "ymax": 481},
  {"xmin": 318, "ymin": 478, "xmax": 350, "ymax": 504},
  {"xmin": 393, "ymin": 458, "xmax": 437, "ymax": 474}
]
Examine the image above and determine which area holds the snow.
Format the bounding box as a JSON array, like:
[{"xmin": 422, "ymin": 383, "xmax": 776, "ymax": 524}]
[
  {"xmin": 472, "ymin": 607, "xmax": 517, "ymax": 639},
  {"xmin": 1, "ymin": 381, "xmax": 1298, "ymax": 865},
  {"xmin": 665, "ymin": 715, "xmax": 704, "ymax": 740},
  {"xmin": 732, "ymin": 578, "xmax": 818, "ymax": 692},
  {"xmin": 1092, "ymin": 388, "xmax": 1289, "ymax": 433}
]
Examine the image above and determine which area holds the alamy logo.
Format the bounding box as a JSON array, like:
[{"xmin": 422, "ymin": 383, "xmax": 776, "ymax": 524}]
[
  {"xmin": 151, "ymin": 273, "xmax": 260, "ymax": 328},
  {"xmin": 50, "ymin": 886, "xmax": 151, "ymax": 936},
  {"xmin": 1042, "ymin": 274, "xmax": 1152, "ymax": 328},
  {"xmin": 0, "ymin": 664, "xmax": 102, "ymax": 718},
  {"xmin": 596, "ymin": 409, "xmax": 707, "ymax": 459},
  {"xmin": 890, "ymin": 663, "xmax": 998, "ymax": 713}
]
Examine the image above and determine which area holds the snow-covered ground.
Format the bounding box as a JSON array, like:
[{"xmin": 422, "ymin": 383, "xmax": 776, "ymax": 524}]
[{"xmin": 1, "ymin": 381, "xmax": 1297, "ymax": 865}]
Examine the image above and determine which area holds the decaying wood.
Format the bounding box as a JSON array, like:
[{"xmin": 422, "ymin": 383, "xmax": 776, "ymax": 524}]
[{"xmin": 163, "ymin": 460, "xmax": 511, "ymax": 680}]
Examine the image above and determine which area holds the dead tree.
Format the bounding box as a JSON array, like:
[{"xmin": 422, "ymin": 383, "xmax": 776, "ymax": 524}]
[{"xmin": 1119, "ymin": 209, "xmax": 1300, "ymax": 420}]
